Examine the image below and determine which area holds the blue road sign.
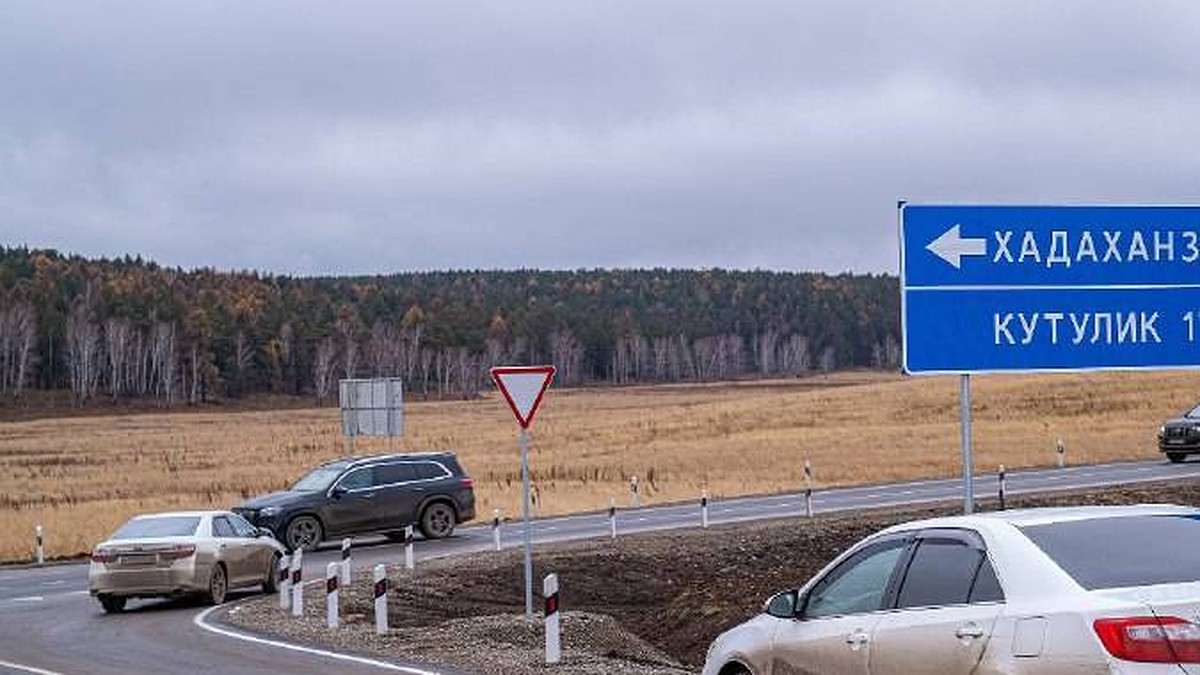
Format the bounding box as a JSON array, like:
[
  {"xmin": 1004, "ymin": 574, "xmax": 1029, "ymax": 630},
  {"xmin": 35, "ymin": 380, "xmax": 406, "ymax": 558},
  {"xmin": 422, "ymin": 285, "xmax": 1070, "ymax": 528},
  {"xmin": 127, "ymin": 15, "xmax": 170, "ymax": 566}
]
[{"xmin": 901, "ymin": 204, "xmax": 1200, "ymax": 374}]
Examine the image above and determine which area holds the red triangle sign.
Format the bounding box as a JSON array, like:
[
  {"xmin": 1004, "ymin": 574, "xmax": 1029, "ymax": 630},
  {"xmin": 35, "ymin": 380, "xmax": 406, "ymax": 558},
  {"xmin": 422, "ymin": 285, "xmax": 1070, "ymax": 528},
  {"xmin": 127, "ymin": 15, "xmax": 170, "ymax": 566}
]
[{"xmin": 491, "ymin": 366, "xmax": 556, "ymax": 429}]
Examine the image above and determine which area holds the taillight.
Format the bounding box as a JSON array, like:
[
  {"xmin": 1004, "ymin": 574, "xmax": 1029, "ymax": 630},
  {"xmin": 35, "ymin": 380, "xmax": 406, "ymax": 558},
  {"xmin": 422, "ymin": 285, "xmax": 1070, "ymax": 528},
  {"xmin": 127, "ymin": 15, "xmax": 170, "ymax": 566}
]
[
  {"xmin": 461, "ymin": 477, "xmax": 475, "ymax": 489},
  {"xmin": 91, "ymin": 549, "xmax": 117, "ymax": 564},
  {"xmin": 1094, "ymin": 616, "xmax": 1200, "ymax": 663},
  {"xmin": 159, "ymin": 544, "xmax": 196, "ymax": 560}
]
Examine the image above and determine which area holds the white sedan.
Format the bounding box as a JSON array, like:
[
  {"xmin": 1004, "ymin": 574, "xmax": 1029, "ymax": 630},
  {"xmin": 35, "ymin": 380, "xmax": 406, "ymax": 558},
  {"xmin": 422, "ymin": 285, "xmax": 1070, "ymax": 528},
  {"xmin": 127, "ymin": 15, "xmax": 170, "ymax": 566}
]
[{"xmin": 702, "ymin": 505, "xmax": 1200, "ymax": 674}]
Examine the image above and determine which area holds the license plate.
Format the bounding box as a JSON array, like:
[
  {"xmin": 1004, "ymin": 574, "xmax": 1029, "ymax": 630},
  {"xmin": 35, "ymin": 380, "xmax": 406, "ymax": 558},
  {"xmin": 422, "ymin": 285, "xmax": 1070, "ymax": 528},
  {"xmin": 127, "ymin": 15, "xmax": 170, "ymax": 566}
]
[{"xmin": 118, "ymin": 554, "xmax": 156, "ymax": 566}]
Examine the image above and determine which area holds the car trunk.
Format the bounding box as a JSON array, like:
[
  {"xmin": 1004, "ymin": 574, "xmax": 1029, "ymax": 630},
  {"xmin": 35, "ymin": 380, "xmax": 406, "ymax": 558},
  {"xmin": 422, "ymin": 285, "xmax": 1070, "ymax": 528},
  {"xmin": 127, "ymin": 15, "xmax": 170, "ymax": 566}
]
[{"xmin": 1097, "ymin": 584, "xmax": 1200, "ymax": 673}]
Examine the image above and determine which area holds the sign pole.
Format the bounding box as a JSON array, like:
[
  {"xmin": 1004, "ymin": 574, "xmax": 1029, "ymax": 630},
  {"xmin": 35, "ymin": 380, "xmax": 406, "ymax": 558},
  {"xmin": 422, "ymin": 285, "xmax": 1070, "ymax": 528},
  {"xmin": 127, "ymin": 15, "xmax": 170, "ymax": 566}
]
[
  {"xmin": 520, "ymin": 427, "xmax": 534, "ymax": 621},
  {"xmin": 960, "ymin": 373, "xmax": 974, "ymax": 514}
]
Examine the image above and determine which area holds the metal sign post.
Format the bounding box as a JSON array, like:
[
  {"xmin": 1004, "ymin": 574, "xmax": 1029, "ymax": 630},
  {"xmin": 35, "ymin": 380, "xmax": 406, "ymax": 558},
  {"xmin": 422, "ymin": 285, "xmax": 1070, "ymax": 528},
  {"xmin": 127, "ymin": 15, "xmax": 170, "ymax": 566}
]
[
  {"xmin": 490, "ymin": 365, "xmax": 556, "ymax": 621},
  {"xmin": 960, "ymin": 374, "xmax": 974, "ymax": 513}
]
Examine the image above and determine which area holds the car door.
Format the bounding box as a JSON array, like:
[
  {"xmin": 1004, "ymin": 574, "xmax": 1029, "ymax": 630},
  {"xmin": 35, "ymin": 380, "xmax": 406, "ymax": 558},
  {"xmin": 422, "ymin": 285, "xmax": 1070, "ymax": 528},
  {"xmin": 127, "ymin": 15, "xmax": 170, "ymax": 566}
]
[
  {"xmin": 372, "ymin": 462, "xmax": 421, "ymax": 530},
  {"xmin": 211, "ymin": 515, "xmax": 254, "ymax": 586},
  {"xmin": 227, "ymin": 512, "xmax": 271, "ymax": 584},
  {"xmin": 771, "ymin": 537, "xmax": 910, "ymax": 675},
  {"xmin": 869, "ymin": 530, "xmax": 1005, "ymax": 675},
  {"xmin": 323, "ymin": 466, "xmax": 379, "ymax": 536}
]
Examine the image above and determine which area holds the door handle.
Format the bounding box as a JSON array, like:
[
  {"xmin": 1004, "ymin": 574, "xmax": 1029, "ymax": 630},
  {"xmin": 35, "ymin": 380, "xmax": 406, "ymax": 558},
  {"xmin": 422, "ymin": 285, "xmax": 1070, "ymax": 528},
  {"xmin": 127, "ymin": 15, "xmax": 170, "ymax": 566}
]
[
  {"xmin": 955, "ymin": 622, "xmax": 985, "ymax": 639},
  {"xmin": 845, "ymin": 629, "xmax": 870, "ymax": 650}
]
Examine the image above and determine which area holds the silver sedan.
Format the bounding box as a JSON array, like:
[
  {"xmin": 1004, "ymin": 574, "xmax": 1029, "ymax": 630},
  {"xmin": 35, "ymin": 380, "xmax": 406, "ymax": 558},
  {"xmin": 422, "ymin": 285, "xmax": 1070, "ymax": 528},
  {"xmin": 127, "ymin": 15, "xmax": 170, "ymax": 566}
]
[
  {"xmin": 703, "ymin": 504, "xmax": 1200, "ymax": 674},
  {"xmin": 89, "ymin": 510, "xmax": 285, "ymax": 613}
]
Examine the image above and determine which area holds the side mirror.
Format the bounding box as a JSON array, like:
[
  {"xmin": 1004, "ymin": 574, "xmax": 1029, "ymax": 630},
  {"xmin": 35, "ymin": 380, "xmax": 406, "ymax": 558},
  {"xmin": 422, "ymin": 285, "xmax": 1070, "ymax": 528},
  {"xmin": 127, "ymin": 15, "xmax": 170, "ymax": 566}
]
[
  {"xmin": 330, "ymin": 485, "xmax": 348, "ymax": 499},
  {"xmin": 256, "ymin": 527, "xmax": 275, "ymax": 539},
  {"xmin": 764, "ymin": 590, "xmax": 799, "ymax": 619}
]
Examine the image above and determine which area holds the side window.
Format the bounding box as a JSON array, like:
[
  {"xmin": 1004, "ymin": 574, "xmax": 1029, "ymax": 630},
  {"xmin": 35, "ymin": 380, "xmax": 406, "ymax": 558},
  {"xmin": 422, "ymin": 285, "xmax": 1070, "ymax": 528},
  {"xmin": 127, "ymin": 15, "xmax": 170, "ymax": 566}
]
[
  {"xmin": 969, "ymin": 558, "xmax": 1004, "ymax": 603},
  {"xmin": 212, "ymin": 517, "xmax": 236, "ymax": 538},
  {"xmin": 804, "ymin": 539, "xmax": 907, "ymax": 619},
  {"xmin": 416, "ymin": 462, "xmax": 449, "ymax": 480},
  {"xmin": 377, "ymin": 463, "xmax": 418, "ymax": 485},
  {"xmin": 338, "ymin": 467, "xmax": 375, "ymax": 491},
  {"xmin": 896, "ymin": 539, "xmax": 981, "ymax": 609},
  {"xmin": 227, "ymin": 513, "xmax": 258, "ymax": 538}
]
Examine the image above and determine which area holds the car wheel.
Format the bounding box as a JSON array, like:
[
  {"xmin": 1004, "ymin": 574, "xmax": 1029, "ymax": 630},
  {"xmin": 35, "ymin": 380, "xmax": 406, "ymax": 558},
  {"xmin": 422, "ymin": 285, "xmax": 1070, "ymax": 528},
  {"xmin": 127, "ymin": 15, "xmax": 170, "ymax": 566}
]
[
  {"xmin": 204, "ymin": 563, "xmax": 228, "ymax": 605},
  {"xmin": 285, "ymin": 515, "xmax": 323, "ymax": 552},
  {"xmin": 1168, "ymin": 452, "xmax": 1187, "ymax": 464},
  {"xmin": 718, "ymin": 664, "xmax": 751, "ymax": 675},
  {"xmin": 419, "ymin": 502, "xmax": 456, "ymax": 539},
  {"xmin": 98, "ymin": 594, "xmax": 127, "ymax": 614},
  {"xmin": 262, "ymin": 552, "xmax": 281, "ymax": 594}
]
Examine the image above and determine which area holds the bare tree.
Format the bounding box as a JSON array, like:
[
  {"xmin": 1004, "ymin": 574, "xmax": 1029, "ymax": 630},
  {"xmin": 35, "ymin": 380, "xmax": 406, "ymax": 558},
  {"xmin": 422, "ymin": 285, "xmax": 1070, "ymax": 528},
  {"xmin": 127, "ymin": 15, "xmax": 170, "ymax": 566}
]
[
  {"xmin": 313, "ymin": 337, "xmax": 336, "ymax": 404},
  {"xmin": 104, "ymin": 318, "xmax": 133, "ymax": 400},
  {"xmin": 65, "ymin": 295, "xmax": 102, "ymax": 405},
  {"xmin": 818, "ymin": 345, "xmax": 836, "ymax": 373},
  {"xmin": 0, "ymin": 300, "xmax": 36, "ymax": 397},
  {"xmin": 150, "ymin": 322, "xmax": 176, "ymax": 405},
  {"xmin": 549, "ymin": 328, "xmax": 584, "ymax": 385}
]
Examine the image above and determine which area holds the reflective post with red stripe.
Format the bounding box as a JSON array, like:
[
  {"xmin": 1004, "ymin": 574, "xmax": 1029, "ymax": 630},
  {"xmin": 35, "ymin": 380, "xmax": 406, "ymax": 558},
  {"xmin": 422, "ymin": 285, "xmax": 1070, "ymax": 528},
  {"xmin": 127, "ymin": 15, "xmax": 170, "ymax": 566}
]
[
  {"xmin": 373, "ymin": 564, "xmax": 388, "ymax": 634},
  {"xmin": 492, "ymin": 509, "xmax": 502, "ymax": 551},
  {"xmin": 404, "ymin": 525, "xmax": 414, "ymax": 570},
  {"xmin": 998, "ymin": 465, "xmax": 1007, "ymax": 510},
  {"xmin": 608, "ymin": 498, "xmax": 617, "ymax": 539},
  {"xmin": 701, "ymin": 489, "xmax": 709, "ymax": 528},
  {"xmin": 278, "ymin": 554, "xmax": 291, "ymax": 610},
  {"xmin": 291, "ymin": 548, "xmax": 303, "ymax": 617},
  {"xmin": 326, "ymin": 562, "xmax": 339, "ymax": 629},
  {"xmin": 544, "ymin": 573, "xmax": 561, "ymax": 664},
  {"xmin": 804, "ymin": 458, "xmax": 814, "ymax": 518}
]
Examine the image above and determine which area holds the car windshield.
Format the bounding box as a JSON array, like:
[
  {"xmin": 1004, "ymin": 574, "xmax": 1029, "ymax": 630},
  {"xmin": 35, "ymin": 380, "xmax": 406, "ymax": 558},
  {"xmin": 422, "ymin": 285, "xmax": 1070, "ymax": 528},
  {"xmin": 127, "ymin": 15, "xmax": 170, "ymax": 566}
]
[
  {"xmin": 1187, "ymin": 404, "xmax": 1200, "ymax": 418},
  {"xmin": 111, "ymin": 515, "xmax": 200, "ymax": 539},
  {"xmin": 291, "ymin": 465, "xmax": 345, "ymax": 492},
  {"xmin": 1020, "ymin": 514, "xmax": 1200, "ymax": 590}
]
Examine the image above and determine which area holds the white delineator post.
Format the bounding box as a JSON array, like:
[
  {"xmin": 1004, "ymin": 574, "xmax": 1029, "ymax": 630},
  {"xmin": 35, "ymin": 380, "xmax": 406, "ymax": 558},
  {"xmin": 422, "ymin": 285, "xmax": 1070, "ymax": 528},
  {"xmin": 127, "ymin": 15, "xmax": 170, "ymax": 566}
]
[
  {"xmin": 609, "ymin": 498, "xmax": 617, "ymax": 539},
  {"xmin": 341, "ymin": 538, "xmax": 352, "ymax": 585},
  {"xmin": 291, "ymin": 548, "xmax": 304, "ymax": 617},
  {"xmin": 326, "ymin": 563, "xmax": 339, "ymax": 629},
  {"xmin": 373, "ymin": 564, "xmax": 388, "ymax": 634},
  {"xmin": 700, "ymin": 489, "xmax": 709, "ymax": 528},
  {"xmin": 35, "ymin": 525, "xmax": 44, "ymax": 566},
  {"xmin": 1056, "ymin": 437, "xmax": 1066, "ymax": 468},
  {"xmin": 492, "ymin": 509, "xmax": 502, "ymax": 551},
  {"xmin": 404, "ymin": 525, "xmax": 415, "ymax": 570},
  {"xmin": 278, "ymin": 555, "xmax": 291, "ymax": 610},
  {"xmin": 998, "ymin": 464, "xmax": 1007, "ymax": 510},
  {"xmin": 630, "ymin": 476, "xmax": 640, "ymax": 508},
  {"xmin": 544, "ymin": 573, "xmax": 561, "ymax": 664},
  {"xmin": 804, "ymin": 458, "xmax": 814, "ymax": 518}
]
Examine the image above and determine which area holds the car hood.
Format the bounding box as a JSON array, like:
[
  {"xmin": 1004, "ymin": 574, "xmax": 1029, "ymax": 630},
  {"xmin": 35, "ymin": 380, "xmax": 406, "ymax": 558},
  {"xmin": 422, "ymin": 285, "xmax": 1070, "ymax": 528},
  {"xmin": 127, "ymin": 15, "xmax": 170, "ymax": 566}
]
[
  {"xmin": 239, "ymin": 490, "xmax": 311, "ymax": 509},
  {"xmin": 1164, "ymin": 417, "xmax": 1200, "ymax": 427}
]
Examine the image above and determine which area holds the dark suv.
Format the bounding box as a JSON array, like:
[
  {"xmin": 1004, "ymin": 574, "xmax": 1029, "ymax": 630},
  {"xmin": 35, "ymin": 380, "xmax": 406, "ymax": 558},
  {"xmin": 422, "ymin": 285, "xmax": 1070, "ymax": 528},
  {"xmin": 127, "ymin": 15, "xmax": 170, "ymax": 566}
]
[
  {"xmin": 234, "ymin": 452, "xmax": 476, "ymax": 551},
  {"xmin": 1159, "ymin": 403, "xmax": 1200, "ymax": 463}
]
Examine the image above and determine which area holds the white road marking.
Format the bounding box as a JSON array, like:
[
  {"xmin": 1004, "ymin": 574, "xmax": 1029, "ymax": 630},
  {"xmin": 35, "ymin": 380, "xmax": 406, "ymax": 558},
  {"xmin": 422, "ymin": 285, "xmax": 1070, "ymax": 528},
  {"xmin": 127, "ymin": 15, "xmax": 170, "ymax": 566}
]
[
  {"xmin": 11, "ymin": 597, "xmax": 43, "ymax": 603},
  {"xmin": 193, "ymin": 605, "xmax": 444, "ymax": 674},
  {"xmin": 40, "ymin": 581, "xmax": 65, "ymax": 587},
  {"xmin": 0, "ymin": 658, "xmax": 67, "ymax": 675}
]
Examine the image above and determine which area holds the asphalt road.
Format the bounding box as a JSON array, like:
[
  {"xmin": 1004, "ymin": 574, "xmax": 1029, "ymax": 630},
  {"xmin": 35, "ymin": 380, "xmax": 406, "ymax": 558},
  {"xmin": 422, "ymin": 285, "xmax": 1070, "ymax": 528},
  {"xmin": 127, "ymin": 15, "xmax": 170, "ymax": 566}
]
[{"xmin": 3, "ymin": 457, "xmax": 1200, "ymax": 674}]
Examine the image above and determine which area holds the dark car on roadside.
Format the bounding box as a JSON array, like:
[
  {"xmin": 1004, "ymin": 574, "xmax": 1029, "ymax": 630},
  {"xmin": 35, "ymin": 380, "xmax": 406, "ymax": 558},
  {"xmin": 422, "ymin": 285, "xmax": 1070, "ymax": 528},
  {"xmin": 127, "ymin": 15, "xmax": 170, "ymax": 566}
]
[
  {"xmin": 233, "ymin": 452, "xmax": 476, "ymax": 551},
  {"xmin": 1158, "ymin": 403, "xmax": 1200, "ymax": 463}
]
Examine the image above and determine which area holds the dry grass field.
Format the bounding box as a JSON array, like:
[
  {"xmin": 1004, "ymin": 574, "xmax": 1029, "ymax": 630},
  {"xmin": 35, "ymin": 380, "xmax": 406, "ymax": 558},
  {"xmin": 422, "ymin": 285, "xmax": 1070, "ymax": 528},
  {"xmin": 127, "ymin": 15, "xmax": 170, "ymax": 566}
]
[{"xmin": 2, "ymin": 370, "xmax": 1196, "ymax": 563}]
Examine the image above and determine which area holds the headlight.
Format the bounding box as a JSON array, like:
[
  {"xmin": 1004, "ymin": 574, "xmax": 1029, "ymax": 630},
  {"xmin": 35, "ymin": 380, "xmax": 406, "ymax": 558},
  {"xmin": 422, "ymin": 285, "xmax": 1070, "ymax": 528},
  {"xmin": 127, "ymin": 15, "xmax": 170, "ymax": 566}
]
[
  {"xmin": 1160, "ymin": 426, "xmax": 1166, "ymax": 436},
  {"xmin": 259, "ymin": 506, "xmax": 281, "ymax": 517}
]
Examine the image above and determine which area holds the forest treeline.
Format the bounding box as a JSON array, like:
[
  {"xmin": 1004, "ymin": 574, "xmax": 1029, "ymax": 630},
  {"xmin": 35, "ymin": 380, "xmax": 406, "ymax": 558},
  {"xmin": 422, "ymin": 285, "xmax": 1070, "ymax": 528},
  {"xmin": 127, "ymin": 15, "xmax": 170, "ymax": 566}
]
[{"xmin": 0, "ymin": 247, "xmax": 900, "ymax": 406}]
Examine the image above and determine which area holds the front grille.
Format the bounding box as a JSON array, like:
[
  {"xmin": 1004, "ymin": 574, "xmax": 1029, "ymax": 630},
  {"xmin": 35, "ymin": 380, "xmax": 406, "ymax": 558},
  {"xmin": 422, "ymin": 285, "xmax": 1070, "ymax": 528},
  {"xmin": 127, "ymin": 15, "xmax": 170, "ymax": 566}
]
[{"xmin": 1167, "ymin": 427, "xmax": 1190, "ymax": 438}]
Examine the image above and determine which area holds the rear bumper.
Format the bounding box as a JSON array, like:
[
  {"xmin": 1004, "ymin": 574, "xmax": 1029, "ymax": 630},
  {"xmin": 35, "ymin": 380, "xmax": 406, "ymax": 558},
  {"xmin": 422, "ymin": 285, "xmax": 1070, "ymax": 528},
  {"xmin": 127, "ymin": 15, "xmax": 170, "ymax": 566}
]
[{"xmin": 88, "ymin": 560, "xmax": 211, "ymax": 598}]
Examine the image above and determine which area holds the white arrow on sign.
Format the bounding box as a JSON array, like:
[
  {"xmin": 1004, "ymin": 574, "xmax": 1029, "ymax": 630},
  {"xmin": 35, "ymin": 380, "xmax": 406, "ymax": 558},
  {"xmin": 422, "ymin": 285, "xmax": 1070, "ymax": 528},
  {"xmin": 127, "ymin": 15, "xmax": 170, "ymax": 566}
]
[{"xmin": 926, "ymin": 224, "xmax": 987, "ymax": 269}]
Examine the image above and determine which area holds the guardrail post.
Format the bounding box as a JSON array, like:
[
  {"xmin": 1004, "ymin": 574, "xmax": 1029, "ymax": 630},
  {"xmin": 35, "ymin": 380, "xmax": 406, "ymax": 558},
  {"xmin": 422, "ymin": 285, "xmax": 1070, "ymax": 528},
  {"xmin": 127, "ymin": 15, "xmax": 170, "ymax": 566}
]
[
  {"xmin": 35, "ymin": 525, "xmax": 44, "ymax": 566},
  {"xmin": 341, "ymin": 538, "xmax": 352, "ymax": 585},
  {"xmin": 374, "ymin": 564, "xmax": 388, "ymax": 634},
  {"xmin": 544, "ymin": 573, "xmax": 561, "ymax": 664},
  {"xmin": 291, "ymin": 548, "xmax": 303, "ymax": 617},
  {"xmin": 404, "ymin": 525, "xmax": 415, "ymax": 570},
  {"xmin": 326, "ymin": 563, "xmax": 339, "ymax": 629},
  {"xmin": 701, "ymin": 489, "xmax": 709, "ymax": 528},
  {"xmin": 278, "ymin": 554, "xmax": 291, "ymax": 610},
  {"xmin": 492, "ymin": 509, "xmax": 502, "ymax": 551}
]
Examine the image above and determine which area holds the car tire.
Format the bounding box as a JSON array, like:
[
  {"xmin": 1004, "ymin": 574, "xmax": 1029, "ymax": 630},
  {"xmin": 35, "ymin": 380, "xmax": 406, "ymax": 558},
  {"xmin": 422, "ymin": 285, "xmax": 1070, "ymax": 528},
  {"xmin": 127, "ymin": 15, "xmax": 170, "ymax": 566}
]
[
  {"xmin": 1168, "ymin": 452, "xmax": 1188, "ymax": 464},
  {"xmin": 419, "ymin": 502, "xmax": 456, "ymax": 539},
  {"xmin": 204, "ymin": 563, "xmax": 228, "ymax": 605},
  {"xmin": 285, "ymin": 515, "xmax": 324, "ymax": 552},
  {"xmin": 98, "ymin": 594, "xmax": 127, "ymax": 614},
  {"xmin": 262, "ymin": 552, "xmax": 281, "ymax": 594}
]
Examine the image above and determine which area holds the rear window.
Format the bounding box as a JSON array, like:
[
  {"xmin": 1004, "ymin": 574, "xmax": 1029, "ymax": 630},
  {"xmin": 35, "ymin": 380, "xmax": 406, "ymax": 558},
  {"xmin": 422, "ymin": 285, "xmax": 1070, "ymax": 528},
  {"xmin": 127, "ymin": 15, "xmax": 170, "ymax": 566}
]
[
  {"xmin": 1020, "ymin": 515, "xmax": 1200, "ymax": 590},
  {"xmin": 112, "ymin": 516, "xmax": 200, "ymax": 539}
]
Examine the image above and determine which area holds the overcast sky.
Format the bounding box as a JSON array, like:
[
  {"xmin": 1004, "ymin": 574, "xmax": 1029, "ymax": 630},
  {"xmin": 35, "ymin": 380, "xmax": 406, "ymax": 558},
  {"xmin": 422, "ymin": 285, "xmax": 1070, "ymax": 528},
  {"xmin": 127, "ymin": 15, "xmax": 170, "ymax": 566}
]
[{"xmin": 3, "ymin": 1, "xmax": 1200, "ymax": 276}]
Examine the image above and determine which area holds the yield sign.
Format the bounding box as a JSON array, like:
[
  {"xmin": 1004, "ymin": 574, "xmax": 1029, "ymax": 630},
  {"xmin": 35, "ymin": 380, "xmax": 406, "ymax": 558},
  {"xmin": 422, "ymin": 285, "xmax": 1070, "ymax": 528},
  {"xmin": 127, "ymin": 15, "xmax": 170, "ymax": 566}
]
[{"xmin": 490, "ymin": 366, "xmax": 556, "ymax": 429}]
